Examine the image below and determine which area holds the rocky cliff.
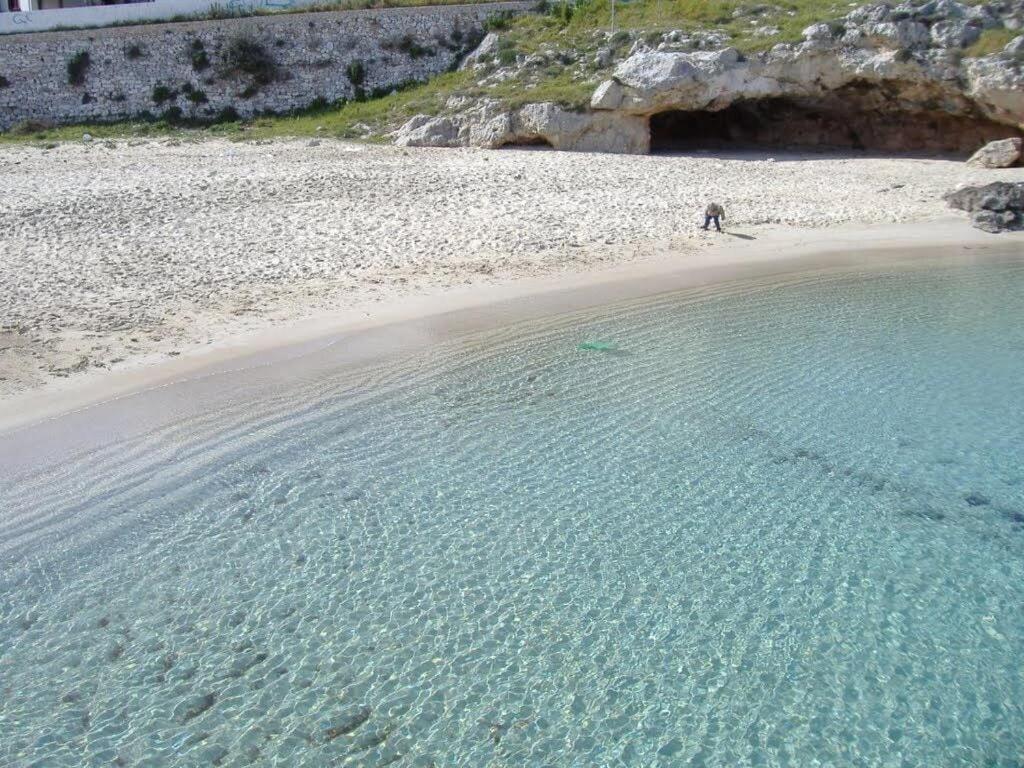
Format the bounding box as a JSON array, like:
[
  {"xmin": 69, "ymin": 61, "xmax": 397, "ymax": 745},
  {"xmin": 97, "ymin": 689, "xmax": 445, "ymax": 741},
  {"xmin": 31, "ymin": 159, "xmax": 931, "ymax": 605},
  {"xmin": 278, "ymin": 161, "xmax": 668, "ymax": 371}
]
[{"xmin": 396, "ymin": 0, "xmax": 1024, "ymax": 155}]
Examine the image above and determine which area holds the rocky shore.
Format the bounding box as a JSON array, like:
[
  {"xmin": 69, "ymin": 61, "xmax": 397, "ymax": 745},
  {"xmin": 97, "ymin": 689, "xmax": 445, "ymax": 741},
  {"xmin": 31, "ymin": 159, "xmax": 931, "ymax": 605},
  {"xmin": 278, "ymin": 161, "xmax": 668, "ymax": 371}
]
[
  {"xmin": 395, "ymin": 0, "xmax": 1024, "ymax": 154},
  {"xmin": 945, "ymin": 180, "xmax": 1024, "ymax": 230}
]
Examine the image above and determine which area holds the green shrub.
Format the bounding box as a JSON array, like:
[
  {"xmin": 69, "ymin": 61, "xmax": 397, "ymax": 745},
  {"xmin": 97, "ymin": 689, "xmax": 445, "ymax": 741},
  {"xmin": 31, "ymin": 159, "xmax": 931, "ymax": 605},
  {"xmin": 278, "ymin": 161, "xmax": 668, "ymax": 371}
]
[
  {"xmin": 497, "ymin": 47, "xmax": 518, "ymax": 66},
  {"xmin": 439, "ymin": 30, "xmax": 464, "ymax": 52},
  {"xmin": 384, "ymin": 34, "xmax": 434, "ymax": 59},
  {"xmin": 222, "ymin": 35, "xmax": 278, "ymax": 85},
  {"xmin": 550, "ymin": 1, "xmax": 573, "ymax": 25},
  {"xmin": 484, "ymin": 10, "xmax": 513, "ymax": 32},
  {"xmin": 190, "ymin": 39, "xmax": 210, "ymax": 71},
  {"xmin": 162, "ymin": 106, "xmax": 184, "ymax": 124},
  {"xmin": 216, "ymin": 106, "xmax": 240, "ymax": 123},
  {"xmin": 125, "ymin": 43, "xmax": 144, "ymax": 60},
  {"xmin": 0, "ymin": 75, "xmax": 9, "ymax": 89},
  {"xmin": 11, "ymin": 119, "xmax": 53, "ymax": 135},
  {"xmin": 67, "ymin": 51, "xmax": 90, "ymax": 86},
  {"xmin": 346, "ymin": 59, "xmax": 366, "ymax": 86},
  {"xmin": 152, "ymin": 84, "xmax": 177, "ymax": 104},
  {"xmin": 186, "ymin": 87, "xmax": 208, "ymax": 104}
]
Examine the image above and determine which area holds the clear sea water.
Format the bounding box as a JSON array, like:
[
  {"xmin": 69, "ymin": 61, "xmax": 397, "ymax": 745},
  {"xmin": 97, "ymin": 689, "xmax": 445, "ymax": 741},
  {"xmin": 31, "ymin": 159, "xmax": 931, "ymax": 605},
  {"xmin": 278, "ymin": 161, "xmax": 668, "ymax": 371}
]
[{"xmin": 2, "ymin": 259, "xmax": 1024, "ymax": 767}]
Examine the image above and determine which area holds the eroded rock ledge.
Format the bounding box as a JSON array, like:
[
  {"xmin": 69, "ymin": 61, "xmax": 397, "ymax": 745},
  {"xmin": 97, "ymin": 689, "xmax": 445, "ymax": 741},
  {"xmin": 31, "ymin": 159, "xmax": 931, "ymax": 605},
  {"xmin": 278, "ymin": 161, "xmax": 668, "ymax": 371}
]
[
  {"xmin": 395, "ymin": 100, "xmax": 648, "ymax": 153},
  {"xmin": 395, "ymin": 0, "xmax": 1024, "ymax": 155}
]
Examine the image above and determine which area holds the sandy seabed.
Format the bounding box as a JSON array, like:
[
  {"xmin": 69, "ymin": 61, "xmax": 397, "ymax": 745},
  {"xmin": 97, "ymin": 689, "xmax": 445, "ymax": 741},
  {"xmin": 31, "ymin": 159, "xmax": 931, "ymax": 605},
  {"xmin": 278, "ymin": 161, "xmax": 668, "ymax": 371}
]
[{"xmin": 1, "ymin": 137, "xmax": 1022, "ymax": 410}]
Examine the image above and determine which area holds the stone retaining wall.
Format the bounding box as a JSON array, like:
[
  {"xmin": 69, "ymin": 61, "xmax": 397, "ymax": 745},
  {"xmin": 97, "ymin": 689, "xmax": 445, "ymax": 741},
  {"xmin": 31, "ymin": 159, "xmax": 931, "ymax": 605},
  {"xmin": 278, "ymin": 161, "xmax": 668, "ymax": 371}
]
[{"xmin": 0, "ymin": 2, "xmax": 530, "ymax": 130}]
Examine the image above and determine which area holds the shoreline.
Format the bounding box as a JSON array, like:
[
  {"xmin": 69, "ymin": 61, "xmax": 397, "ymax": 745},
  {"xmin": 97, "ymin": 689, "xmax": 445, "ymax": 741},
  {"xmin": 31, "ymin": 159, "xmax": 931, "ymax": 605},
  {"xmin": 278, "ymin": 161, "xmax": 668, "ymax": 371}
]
[
  {"xmin": 4, "ymin": 139, "xmax": 1023, "ymax": 408},
  {"xmin": 2, "ymin": 217, "xmax": 1022, "ymax": 471}
]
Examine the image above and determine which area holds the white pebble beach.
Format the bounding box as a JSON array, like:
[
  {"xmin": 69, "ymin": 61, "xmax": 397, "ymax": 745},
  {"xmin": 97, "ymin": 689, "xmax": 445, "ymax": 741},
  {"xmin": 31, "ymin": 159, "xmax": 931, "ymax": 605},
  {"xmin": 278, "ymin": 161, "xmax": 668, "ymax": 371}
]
[{"xmin": 1, "ymin": 137, "xmax": 1022, "ymax": 414}]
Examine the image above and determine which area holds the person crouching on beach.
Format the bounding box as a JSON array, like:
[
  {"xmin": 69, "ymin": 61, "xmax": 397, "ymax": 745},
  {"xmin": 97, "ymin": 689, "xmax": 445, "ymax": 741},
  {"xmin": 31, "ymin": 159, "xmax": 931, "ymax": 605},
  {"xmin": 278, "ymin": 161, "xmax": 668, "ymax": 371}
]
[{"xmin": 702, "ymin": 202, "xmax": 725, "ymax": 232}]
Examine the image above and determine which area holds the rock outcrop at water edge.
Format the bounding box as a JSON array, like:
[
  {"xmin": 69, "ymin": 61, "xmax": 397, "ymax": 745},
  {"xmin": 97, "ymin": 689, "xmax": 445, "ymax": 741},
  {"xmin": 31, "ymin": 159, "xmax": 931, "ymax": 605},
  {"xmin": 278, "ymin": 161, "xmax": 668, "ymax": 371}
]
[{"xmin": 944, "ymin": 181, "xmax": 1024, "ymax": 232}]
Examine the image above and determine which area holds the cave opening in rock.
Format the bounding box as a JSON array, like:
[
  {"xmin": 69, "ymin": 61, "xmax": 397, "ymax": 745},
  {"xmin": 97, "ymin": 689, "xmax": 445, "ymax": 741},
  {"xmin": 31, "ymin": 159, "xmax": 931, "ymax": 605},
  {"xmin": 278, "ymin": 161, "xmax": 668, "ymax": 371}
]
[
  {"xmin": 496, "ymin": 136, "xmax": 555, "ymax": 149},
  {"xmin": 649, "ymin": 88, "xmax": 1020, "ymax": 156}
]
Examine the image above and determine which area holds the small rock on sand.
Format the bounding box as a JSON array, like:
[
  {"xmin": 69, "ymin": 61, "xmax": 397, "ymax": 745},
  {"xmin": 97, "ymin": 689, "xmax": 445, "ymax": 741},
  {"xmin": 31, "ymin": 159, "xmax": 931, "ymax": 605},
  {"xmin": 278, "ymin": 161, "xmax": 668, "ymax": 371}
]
[{"xmin": 966, "ymin": 138, "xmax": 1022, "ymax": 169}]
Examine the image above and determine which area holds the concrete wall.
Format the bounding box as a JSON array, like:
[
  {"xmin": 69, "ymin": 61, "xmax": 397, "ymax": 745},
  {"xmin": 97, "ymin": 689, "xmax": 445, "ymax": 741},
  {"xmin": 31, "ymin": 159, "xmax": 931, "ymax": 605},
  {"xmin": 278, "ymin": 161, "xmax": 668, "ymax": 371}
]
[{"xmin": 0, "ymin": 2, "xmax": 529, "ymax": 131}]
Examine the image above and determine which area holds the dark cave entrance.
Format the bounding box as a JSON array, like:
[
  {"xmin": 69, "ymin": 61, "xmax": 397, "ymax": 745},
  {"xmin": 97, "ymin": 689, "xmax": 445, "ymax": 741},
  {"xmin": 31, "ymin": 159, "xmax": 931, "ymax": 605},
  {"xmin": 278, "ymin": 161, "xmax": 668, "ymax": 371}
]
[
  {"xmin": 497, "ymin": 136, "xmax": 555, "ymax": 149},
  {"xmin": 649, "ymin": 89, "xmax": 1021, "ymax": 156}
]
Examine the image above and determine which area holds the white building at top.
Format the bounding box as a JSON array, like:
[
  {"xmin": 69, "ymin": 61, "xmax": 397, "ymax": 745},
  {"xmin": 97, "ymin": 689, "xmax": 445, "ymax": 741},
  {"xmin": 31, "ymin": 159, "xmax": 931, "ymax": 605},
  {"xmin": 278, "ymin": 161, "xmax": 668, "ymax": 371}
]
[
  {"xmin": 2, "ymin": 0, "xmax": 153, "ymax": 11},
  {"xmin": 0, "ymin": 0, "xmax": 299, "ymax": 33}
]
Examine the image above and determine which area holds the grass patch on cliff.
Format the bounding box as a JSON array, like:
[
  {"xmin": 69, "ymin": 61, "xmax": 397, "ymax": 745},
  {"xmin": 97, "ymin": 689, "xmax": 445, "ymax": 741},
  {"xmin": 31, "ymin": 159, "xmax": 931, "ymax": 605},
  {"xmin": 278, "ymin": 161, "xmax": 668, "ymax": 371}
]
[
  {"xmin": 240, "ymin": 66, "xmax": 592, "ymax": 139},
  {"xmin": 572, "ymin": 0, "xmax": 840, "ymax": 37},
  {"xmin": 963, "ymin": 27, "xmax": 1017, "ymax": 58},
  {"xmin": 502, "ymin": 0, "xmax": 849, "ymax": 53},
  {"xmin": 0, "ymin": 120, "xmax": 210, "ymax": 145},
  {"xmin": 476, "ymin": 69, "xmax": 594, "ymax": 109},
  {"xmin": 243, "ymin": 72, "xmax": 473, "ymax": 139}
]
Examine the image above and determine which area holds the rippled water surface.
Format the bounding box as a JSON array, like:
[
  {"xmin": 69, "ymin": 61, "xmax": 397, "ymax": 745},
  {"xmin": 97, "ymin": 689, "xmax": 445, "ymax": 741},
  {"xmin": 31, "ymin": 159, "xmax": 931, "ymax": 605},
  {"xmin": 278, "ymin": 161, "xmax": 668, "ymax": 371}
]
[{"xmin": 2, "ymin": 260, "xmax": 1024, "ymax": 767}]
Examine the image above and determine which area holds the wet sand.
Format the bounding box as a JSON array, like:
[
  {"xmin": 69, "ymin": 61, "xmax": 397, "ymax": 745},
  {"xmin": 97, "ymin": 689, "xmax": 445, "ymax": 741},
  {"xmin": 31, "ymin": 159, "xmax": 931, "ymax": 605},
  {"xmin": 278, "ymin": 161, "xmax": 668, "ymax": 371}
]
[{"xmin": 1, "ymin": 216, "xmax": 1021, "ymax": 477}]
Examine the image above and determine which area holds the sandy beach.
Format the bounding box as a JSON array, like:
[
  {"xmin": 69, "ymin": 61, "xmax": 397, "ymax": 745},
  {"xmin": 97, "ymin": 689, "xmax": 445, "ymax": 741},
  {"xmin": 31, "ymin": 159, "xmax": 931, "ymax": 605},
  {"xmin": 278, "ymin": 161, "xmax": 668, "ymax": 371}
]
[{"xmin": 1, "ymin": 137, "xmax": 1022, "ymax": 424}]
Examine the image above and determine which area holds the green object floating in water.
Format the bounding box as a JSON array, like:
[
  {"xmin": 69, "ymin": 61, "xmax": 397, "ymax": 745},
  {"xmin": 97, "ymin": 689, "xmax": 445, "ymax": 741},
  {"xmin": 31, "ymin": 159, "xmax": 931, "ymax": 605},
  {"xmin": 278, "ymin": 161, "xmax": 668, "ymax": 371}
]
[{"xmin": 579, "ymin": 341, "xmax": 618, "ymax": 352}]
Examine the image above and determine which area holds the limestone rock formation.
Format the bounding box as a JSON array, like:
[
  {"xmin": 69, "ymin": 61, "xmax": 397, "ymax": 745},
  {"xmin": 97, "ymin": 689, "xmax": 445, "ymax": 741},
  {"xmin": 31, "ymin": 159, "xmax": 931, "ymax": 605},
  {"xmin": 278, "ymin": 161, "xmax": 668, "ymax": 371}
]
[
  {"xmin": 393, "ymin": 114, "xmax": 462, "ymax": 147},
  {"xmin": 966, "ymin": 137, "xmax": 1023, "ymax": 167},
  {"xmin": 459, "ymin": 32, "xmax": 501, "ymax": 71},
  {"xmin": 398, "ymin": 0, "xmax": 1024, "ymax": 155},
  {"xmin": 590, "ymin": 6, "xmax": 1024, "ymax": 154},
  {"xmin": 394, "ymin": 100, "xmax": 649, "ymax": 153},
  {"xmin": 944, "ymin": 181, "xmax": 1024, "ymax": 232}
]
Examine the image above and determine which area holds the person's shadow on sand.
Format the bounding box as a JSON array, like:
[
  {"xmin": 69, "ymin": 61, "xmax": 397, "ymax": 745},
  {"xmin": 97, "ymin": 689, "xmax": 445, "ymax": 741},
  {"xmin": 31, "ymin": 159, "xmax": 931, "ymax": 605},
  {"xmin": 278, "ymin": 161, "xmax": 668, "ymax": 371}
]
[{"xmin": 725, "ymin": 232, "xmax": 757, "ymax": 240}]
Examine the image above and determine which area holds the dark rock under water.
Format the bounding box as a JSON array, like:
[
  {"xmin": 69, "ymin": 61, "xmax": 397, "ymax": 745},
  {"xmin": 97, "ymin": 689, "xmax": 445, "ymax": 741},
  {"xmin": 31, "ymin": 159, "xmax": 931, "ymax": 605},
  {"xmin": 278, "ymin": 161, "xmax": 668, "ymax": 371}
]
[{"xmin": 324, "ymin": 706, "xmax": 372, "ymax": 741}]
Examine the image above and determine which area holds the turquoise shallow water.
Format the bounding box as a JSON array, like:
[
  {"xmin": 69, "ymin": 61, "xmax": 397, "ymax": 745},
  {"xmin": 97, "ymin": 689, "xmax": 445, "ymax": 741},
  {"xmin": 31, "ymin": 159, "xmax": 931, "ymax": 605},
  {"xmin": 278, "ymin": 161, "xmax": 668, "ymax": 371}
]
[{"xmin": 2, "ymin": 260, "xmax": 1024, "ymax": 767}]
